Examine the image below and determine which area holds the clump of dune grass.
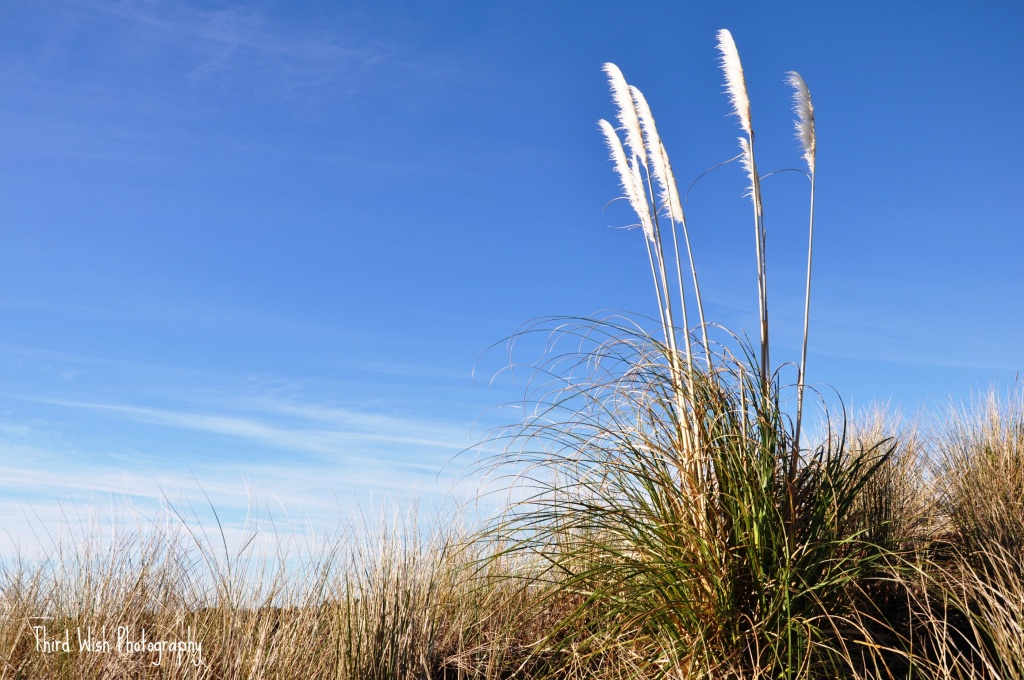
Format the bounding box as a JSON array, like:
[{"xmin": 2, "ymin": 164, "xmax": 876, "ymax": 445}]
[
  {"xmin": 949, "ymin": 543, "xmax": 1024, "ymax": 678},
  {"xmin": 831, "ymin": 390, "xmax": 1024, "ymax": 680},
  {"xmin": 888, "ymin": 388, "xmax": 1024, "ymax": 679},
  {"xmin": 936, "ymin": 387, "xmax": 1024, "ymax": 556},
  {"xmin": 488, "ymin": 318, "xmax": 901, "ymax": 678}
]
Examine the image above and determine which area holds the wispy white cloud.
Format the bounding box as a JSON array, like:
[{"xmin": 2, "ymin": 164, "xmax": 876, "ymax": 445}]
[{"xmin": 31, "ymin": 397, "xmax": 471, "ymax": 458}]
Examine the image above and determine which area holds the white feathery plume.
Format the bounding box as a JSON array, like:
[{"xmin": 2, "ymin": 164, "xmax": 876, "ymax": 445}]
[
  {"xmin": 599, "ymin": 118, "xmax": 654, "ymax": 241},
  {"xmin": 716, "ymin": 30, "xmax": 751, "ymax": 135},
  {"xmin": 662, "ymin": 132, "xmax": 711, "ymax": 369},
  {"xmin": 603, "ymin": 63, "xmax": 647, "ymax": 164},
  {"xmin": 786, "ymin": 71, "xmax": 815, "ymax": 174},
  {"xmin": 630, "ymin": 85, "xmax": 685, "ymax": 225}
]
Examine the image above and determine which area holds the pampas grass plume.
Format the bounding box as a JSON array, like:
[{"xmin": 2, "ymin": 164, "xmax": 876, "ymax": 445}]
[
  {"xmin": 716, "ymin": 29, "xmax": 751, "ymax": 135},
  {"xmin": 630, "ymin": 85, "xmax": 685, "ymax": 225},
  {"xmin": 787, "ymin": 71, "xmax": 816, "ymax": 173},
  {"xmin": 603, "ymin": 63, "xmax": 647, "ymax": 164},
  {"xmin": 599, "ymin": 118, "xmax": 654, "ymax": 241}
]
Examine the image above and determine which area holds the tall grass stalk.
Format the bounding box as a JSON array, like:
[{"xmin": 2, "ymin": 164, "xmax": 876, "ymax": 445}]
[
  {"xmin": 600, "ymin": 63, "xmax": 706, "ymax": 508},
  {"xmin": 784, "ymin": 70, "xmax": 818, "ymax": 579},
  {"xmin": 717, "ymin": 29, "xmax": 769, "ymax": 397},
  {"xmin": 788, "ymin": 70, "xmax": 817, "ymax": 461}
]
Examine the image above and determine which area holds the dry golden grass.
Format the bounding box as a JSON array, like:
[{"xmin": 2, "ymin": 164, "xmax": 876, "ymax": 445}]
[{"xmin": 0, "ymin": 504, "xmax": 553, "ymax": 679}]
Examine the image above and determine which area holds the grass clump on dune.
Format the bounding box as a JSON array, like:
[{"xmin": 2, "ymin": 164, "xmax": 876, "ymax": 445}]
[
  {"xmin": 907, "ymin": 389, "xmax": 1024, "ymax": 679},
  {"xmin": 937, "ymin": 388, "xmax": 1024, "ymax": 557},
  {"xmin": 486, "ymin": 320, "xmax": 898, "ymax": 678}
]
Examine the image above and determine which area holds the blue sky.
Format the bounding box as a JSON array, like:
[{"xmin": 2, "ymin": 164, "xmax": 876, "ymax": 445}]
[{"xmin": 1, "ymin": 1, "xmax": 1022, "ymax": 552}]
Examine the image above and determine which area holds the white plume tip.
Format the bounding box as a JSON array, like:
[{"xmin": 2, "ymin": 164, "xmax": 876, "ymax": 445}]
[
  {"xmin": 603, "ymin": 63, "xmax": 647, "ymax": 165},
  {"xmin": 716, "ymin": 29, "xmax": 752, "ymax": 135},
  {"xmin": 786, "ymin": 71, "xmax": 816, "ymax": 174},
  {"xmin": 599, "ymin": 118, "xmax": 654, "ymax": 241}
]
